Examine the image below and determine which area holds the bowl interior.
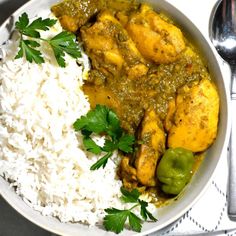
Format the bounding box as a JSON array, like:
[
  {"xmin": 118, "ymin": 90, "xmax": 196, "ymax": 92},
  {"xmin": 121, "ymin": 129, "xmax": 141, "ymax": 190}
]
[{"xmin": 0, "ymin": 0, "xmax": 230, "ymax": 235}]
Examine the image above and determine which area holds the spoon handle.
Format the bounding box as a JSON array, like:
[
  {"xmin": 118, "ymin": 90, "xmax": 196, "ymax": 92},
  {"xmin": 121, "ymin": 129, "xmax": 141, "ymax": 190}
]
[{"xmin": 228, "ymin": 67, "xmax": 236, "ymax": 220}]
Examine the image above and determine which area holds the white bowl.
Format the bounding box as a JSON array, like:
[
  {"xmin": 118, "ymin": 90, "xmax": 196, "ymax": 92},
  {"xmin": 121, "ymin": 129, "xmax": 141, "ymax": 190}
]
[{"xmin": 0, "ymin": 0, "xmax": 230, "ymax": 235}]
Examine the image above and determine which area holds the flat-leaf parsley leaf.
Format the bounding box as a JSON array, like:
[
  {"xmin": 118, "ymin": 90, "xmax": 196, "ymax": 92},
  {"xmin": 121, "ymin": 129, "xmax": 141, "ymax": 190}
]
[
  {"xmin": 15, "ymin": 40, "xmax": 44, "ymax": 64},
  {"xmin": 103, "ymin": 187, "xmax": 157, "ymax": 234},
  {"xmin": 73, "ymin": 105, "xmax": 135, "ymax": 170},
  {"xmin": 15, "ymin": 12, "xmax": 81, "ymax": 67},
  {"xmin": 15, "ymin": 13, "xmax": 57, "ymax": 38},
  {"xmin": 49, "ymin": 31, "xmax": 81, "ymax": 67}
]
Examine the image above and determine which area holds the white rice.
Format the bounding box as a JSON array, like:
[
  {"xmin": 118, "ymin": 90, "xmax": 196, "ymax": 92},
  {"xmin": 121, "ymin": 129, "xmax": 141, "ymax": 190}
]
[{"xmin": 0, "ymin": 13, "xmax": 156, "ymax": 226}]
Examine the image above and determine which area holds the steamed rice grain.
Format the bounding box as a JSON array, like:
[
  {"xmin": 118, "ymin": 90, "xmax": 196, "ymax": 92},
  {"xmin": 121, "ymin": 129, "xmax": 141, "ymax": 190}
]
[{"xmin": 0, "ymin": 14, "xmax": 156, "ymax": 226}]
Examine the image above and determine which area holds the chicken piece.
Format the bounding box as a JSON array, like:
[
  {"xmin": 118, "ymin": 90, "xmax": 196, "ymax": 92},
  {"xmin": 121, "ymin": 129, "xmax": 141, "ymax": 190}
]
[
  {"xmin": 164, "ymin": 99, "xmax": 176, "ymax": 131},
  {"xmin": 119, "ymin": 156, "xmax": 138, "ymax": 190},
  {"xmin": 125, "ymin": 4, "xmax": 186, "ymax": 64},
  {"xmin": 51, "ymin": 0, "xmax": 105, "ymax": 32},
  {"xmin": 106, "ymin": 0, "xmax": 138, "ymax": 12},
  {"xmin": 166, "ymin": 78, "xmax": 219, "ymax": 152},
  {"xmin": 135, "ymin": 109, "xmax": 166, "ymax": 186},
  {"xmin": 80, "ymin": 10, "xmax": 148, "ymax": 81}
]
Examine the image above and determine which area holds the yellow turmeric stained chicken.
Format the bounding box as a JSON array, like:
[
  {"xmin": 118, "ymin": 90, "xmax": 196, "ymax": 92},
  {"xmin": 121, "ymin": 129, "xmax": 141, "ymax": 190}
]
[
  {"xmin": 119, "ymin": 156, "xmax": 138, "ymax": 189},
  {"xmin": 120, "ymin": 109, "xmax": 165, "ymax": 188},
  {"xmin": 80, "ymin": 10, "xmax": 148, "ymax": 82},
  {"xmin": 135, "ymin": 109, "xmax": 166, "ymax": 186},
  {"xmin": 125, "ymin": 4, "xmax": 186, "ymax": 64},
  {"xmin": 165, "ymin": 78, "xmax": 219, "ymax": 152},
  {"xmin": 51, "ymin": 0, "xmax": 137, "ymax": 32},
  {"xmin": 51, "ymin": 0, "xmax": 106, "ymax": 32}
]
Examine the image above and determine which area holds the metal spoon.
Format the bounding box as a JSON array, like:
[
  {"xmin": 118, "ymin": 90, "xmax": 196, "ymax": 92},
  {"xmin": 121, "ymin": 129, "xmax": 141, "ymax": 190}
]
[{"xmin": 209, "ymin": 0, "xmax": 236, "ymax": 220}]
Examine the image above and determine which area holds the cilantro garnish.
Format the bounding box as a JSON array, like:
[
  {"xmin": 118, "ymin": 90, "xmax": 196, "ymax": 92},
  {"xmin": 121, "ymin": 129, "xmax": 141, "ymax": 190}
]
[
  {"xmin": 73, "ymin": 105, "xmax": 135, "ymax": 170},
  {"xmin": 15, "ymin": 12, "xmax": 81, "ymax": 67},
  {"xmin": 103, "ymin": 187, "xmax": 157, "ymax": 234}
]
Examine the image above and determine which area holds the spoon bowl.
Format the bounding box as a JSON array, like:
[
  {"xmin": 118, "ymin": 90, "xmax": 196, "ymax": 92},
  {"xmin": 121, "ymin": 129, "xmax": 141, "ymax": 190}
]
[{"xmin": 210, "ymin": 0, "xmax": 236, "ymax": 63}]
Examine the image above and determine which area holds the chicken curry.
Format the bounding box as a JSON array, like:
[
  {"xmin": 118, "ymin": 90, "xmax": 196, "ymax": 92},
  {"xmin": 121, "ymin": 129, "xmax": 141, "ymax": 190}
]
[{"xmin": 51, "ymin": 0, "xmax": 219, "ymax": 204}]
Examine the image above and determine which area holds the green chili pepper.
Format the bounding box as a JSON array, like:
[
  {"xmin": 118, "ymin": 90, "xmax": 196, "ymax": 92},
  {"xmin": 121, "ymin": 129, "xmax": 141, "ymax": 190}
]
[{"xmin": 156, "ymin": 147, "xmax": 194, "ymax": 195}]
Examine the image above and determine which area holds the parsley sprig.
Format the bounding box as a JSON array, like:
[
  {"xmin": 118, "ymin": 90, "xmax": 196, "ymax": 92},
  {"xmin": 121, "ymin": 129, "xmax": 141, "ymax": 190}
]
[
  {"xmin": 103, "ymin": 187, "xmax": 157, "ymax": 234},
  {"xmin": 15, "ymin": 13, "xmax": 81, "ymax": 67},
  {"xmin": 73, "ymin": 105, "xmax": 135, "ymax": 170}
]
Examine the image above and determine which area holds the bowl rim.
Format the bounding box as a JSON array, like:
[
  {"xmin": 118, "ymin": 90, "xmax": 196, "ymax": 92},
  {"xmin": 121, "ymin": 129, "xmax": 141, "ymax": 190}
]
[{"xmin": 0, "ymin": 0, "xmax": 231, "ymax": 235}]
